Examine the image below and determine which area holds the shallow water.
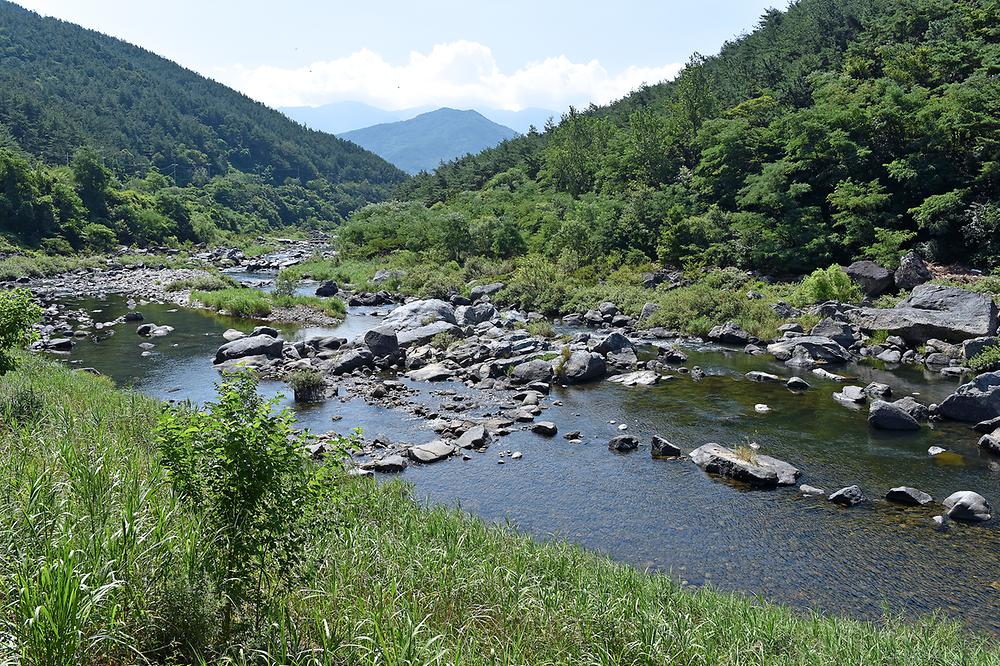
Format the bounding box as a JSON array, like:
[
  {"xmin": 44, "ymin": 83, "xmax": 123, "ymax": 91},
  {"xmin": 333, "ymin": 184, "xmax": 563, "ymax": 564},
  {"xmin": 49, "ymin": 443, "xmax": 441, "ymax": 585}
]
[{"xmin": 48, "ymin": 294, "xmax": 1000, "ymax": 635}]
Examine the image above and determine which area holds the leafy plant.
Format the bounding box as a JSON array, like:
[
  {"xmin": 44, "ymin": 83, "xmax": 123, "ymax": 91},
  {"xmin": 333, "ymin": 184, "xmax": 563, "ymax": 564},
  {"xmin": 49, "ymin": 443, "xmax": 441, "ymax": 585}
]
[
  {"xmin": 969, "ymin": 345, "xmax": 1000, "ymax": 373},
  {"xmin": 286, "ymin": 369, "xmax": 326, "ymax": 402},
  {"xmin": 0, "ymin": 289, "xmax": 42, "ymax": 374},
  {"xmin": 274, "ymin": 272, "xmax": 297, "ymax": 298},
  {"xmin": 793, "ymin": 266, "xmax": 862, "ymax": 305}
]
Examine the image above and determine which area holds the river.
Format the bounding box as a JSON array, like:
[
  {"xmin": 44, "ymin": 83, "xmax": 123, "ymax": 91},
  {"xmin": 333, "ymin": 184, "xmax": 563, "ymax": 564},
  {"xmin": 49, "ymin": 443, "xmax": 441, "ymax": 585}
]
[{"xmin": 47, "ymin": 289, "xmax": 1000, "ymax": 635}]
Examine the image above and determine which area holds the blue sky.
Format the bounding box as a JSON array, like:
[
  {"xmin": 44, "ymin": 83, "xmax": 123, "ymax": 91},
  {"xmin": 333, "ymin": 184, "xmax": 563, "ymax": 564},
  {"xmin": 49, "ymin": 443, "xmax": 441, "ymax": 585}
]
[{"xmin": 14, "ymin": 0, "xmax": 783, "ymax": 111}]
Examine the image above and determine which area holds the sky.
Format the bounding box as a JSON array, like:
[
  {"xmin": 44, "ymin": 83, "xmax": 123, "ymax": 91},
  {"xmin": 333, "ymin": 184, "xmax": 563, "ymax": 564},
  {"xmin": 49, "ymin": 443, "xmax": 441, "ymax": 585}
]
[{"xmin": 12, "ymin": 0, "xmax": 783, "ymax": 112}]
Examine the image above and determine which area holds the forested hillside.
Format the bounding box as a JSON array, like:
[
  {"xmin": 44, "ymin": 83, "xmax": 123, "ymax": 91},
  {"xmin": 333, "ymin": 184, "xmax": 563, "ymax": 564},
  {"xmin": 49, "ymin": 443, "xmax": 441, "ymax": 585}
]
[
  {"xmin": 388, "ymin": 0, "xmax": 999, "ymax": 274},
  {"xmin": 0, "ymin": 1, "xmax": 406, "ymax": 250}
]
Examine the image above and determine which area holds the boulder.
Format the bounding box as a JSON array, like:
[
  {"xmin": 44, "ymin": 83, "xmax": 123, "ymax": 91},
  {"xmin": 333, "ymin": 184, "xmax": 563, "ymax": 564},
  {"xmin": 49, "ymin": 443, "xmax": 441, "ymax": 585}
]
[
  {"xmin": 845, "ymin": 260, "xmax": 893, "ymax": 297},
  {"xmin": 747, "ymin": 371, "xmax": 782, "ymax": 383},
  {"xmin": 315, "ymin": 280, "xmax": 339, "ymax": 297},
  {"xmin": 532, "ymin": 421, "xmax": 558, "ymax": 436},
  {"xmin": 455, "ymin": 303, "xmax": 497, "ymax": 326},
  {"xmin": 46, "ymin": 338, "xmax": 74, "ymax": 351},
  {"xmin": 363, "ymin": 327, "xmax": 400, "ymax": 358},
  {"xmin": 894, "ymin": 251, "xmax": 932, "ymax": 291},
  {"xmin": 891, "ymin": 396, "xmax": 929, "ymax": 421},
  {"xmin": 123, "ymin": 311, "xmax": 144, "ymax": 322},
  {"xmin": 608, "ymin": 435, "xmax": 639, "ymax": 453},
  {"xmin": 938, "ymin": 371, "xmax": 1000, "ymax": 423},
  {"xmin": 708, "ymin": 322, "xmax": 751, "ymax": 345},
  {"xmin": 470, "ymin": 282, "xmax": 504, "ymax": 302},
  {"xmin": 406, "ymin": 363, "xmax": 454, "ymax": 382},
  {"xmin": 215, "ymin": 334, "xmax": 284, "ymax": 364},
  {"xmin": 607, "ymin": 370, "xmax": 661, "ymax": 387},
  {"xmin": 222, "ymin": 328, "xmax": 246, "ymax": 342},
  {"xmin": 456, "ymin": 425, "xmax": 491, "ymax": 449},
  {"xmin": 828, "ymin": 485, "xmax": 865, "ymax": 506},
  {"xmin": 593, "ymin": 332, "xmax": 634, "ymax": 355},
  {"xmin": 639, "ymin": 302, "xmax": 660, "ymax": 323},
  {"xmin": 851, "ymin": 284, "xmax": 999, "ymax": 344},
  {"xmin": 868, "ymin": 400, "xmax": 920, "ymax": 431},
  {"xmin": 942, "ymin": 491, "xmax": 992, "ymax": 522},
  {"xmin": 510, "ymin": 359, "xmax": 554, "ymax": 385},
  {"xmin": 964, "ymin": 336, "xmax": 998, "ymax": 362},
  {"xmin": 885, "ymin": 486, "xmax": 933, "ymax": 506},
  {"xmin": 978, "ymin": 430, "xmax": 1000, "ymax": 455},
  {"xmin": 372, "ymin": 455, "xmax": 408, "ymax": 473},
  {"xmin": 688, "ymin": 443, "xmax": 799, "ymax": 488},
  {"xmin": 973, "ymin": 416, "xmax": 1000, "ymax": 434},
  {"xmin": 382, "ymin": 299, "xmax": 457, "ymax": 332},
  {"xmin": 833, "ymin": 386, "xmax": 867, "ymax": 404},
  {"xmin": 560, "ymin": 351, "xmax": 607, "ymax": 384},
  {"xmin": 397, "ymin": 321, "xmax": 464, "ymax": 348},
  {"xmin": 651, "ymin": 436, "xmax": 682, "ymax": 458},
  {"xmin": 767, "ymin": 336, "xmax": 853, "ymax": 366},
  {"xmin": 328, "ymin": 349, "xmax": 374, "ymax": 375},
  {"xmin": 864, "ymin": 382, "xmax": 892, "ymax": 399},
  {"xmin": 253, "ymin": 325, "xmax": 280, "ymax": 338},
  {"xmin": 407, "ymin": 440, "xmax": 456, "ymax": 464}
]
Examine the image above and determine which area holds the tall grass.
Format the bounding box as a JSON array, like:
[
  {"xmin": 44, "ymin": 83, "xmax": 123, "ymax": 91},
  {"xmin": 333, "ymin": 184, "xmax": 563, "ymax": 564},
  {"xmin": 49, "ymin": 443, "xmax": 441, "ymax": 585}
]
[
  {"xmin": 0, "ymin": 355, "xmax": 996, "ymax": 664},
  {"xmin": 191, "ymin": 288, "xmax": 346, "ymax": 319}
]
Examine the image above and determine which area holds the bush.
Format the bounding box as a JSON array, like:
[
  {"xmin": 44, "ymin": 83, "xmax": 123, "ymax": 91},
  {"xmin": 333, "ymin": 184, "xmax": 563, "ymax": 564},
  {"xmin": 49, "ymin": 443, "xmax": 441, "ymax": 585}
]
[
  {"xmin": 192, "ymin": 288, "xmax": 272, "ymax": 318},
  {"xmin": 0, "ymin": 289, "xmax": 42, "ymax": 374},
  {"xmin": 969, "ymin": 345, "xmax": 1000, "ymax": 373},
  {"xmin": 155, "ymin": 371, "xmax": 347, "ymax": 638},
  {"xmin": 165, "ymin": 273, "xmax": 238, "ymax": 292},
  {"xmin": 793, "ymin": 265, "xmax": 862, "ymax": 305},
  {"xmin": 274, "ymin": 272, "xmax": 297, "ymax": 297},
  {"xmin": 286, "ymin": 369, "xmax": 326, "ymax": 402}
]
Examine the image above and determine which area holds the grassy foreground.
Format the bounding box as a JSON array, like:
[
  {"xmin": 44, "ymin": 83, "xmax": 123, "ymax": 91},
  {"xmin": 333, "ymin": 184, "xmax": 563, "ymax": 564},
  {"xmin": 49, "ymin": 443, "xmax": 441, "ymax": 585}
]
[
  {"xmin": 191, "ymin": 287, "xmax": 346, "ymax": 320},
  {"xmin": 0, "ymin": 355, "xmax": 997, "ymax": 664}
]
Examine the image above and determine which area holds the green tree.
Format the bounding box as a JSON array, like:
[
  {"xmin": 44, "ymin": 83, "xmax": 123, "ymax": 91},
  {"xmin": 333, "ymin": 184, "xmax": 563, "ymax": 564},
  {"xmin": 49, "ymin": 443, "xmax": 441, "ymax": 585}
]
[{"xmin": 0, "ymin": 289, "xmax": 42, "ymax": 374}]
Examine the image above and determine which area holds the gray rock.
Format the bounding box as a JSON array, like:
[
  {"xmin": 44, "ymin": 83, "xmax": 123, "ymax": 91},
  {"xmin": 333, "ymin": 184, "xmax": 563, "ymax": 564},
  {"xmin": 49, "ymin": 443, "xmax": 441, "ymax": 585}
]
[
  {"xmin": 456, "ymin": 425, "xmax": 490, "ymax": 449},
  {"xmin": 786, "ymin": 376, "xmax": 811, "ymax": 390},
  {"xmin": 46, "ymin": 338, "xmax": 74, "ymax": 351},
  {"xmin": 891, "ymin": 396, "xmax": 929, "ymax": 421},
  {"xmin": 938, "ymin": 371, "xmax": 1000, "ymax": 423},
  {"xmin": 885, "ymin": 486, "xmax": 933, "ymax": 506},
  {"xmin": 470, "ymin": 282, "xmax": 505, "ymax": 301},
  {"xmin": 532, "ymin": 421, "xmax": 558, "ymax": 436},
  {"xmin": 799, "ymin": 484, "xmax": 827, "ymax": 496},
  {"xmin": 215, "ymin": 334, "xmax": 284, "ymax": 364},
  {"xmin": 963, "ymin": 336, "xmax": 998, "ymax": 362},
  {"xmin": 123, "ymin": 311, "xmax": 143, "ymax": 322},
  {"xmin": 747, "ymin": 371, "xmax": 782, "ymax": 383},
  {"xmin": 639, "ymin": 302, "xmax": 660, "ymax": 323},
  {"xmin": 383, "ymin": 299, "xmax": 457, "ymax": 332},
  {"xmin": 607, "ymin": 370, "xmax": 661, "ymax": 387},
  {"xmin": 222, "ymin": 328, "xmax": 246, "ymax": 342},
  {"xmin": 876, "ymin": 349, "xmax": 902, "ymax": 364},
  {"xmin": 864, "ymin": 382, "xmax": 892, "ymax": 399},
  {"xmin": 407, "ymin": 440, "xmax": 456, "ymax": 463},
  {"xmin": 834, "ymin": 385, "xmax": 867, "ymax": 404},
  {"xmin": 397, "ymin": 321, "xmax": 464, "ymax": 348},
  {"xmin": 455, "ymin": 302, "xmax": 497, "ymax": 326},
  {"xmin": 810, "ymin": 318, "xmax": 858, "ymax": 348},
  {"xmin": 688, "ymin": 443, "xmax": 799, "ymax": 488},
  {"xmin": 851, "ymin": 284, "xmax": 999, "ymax": 344},
  {"xmin": 328, "ymin": 349, "xmax": 374, "ymax": 375},
  {"xmin": 651, "ymin": 436, "xmax": 681, "ymax": 458},
  {"xmin": 315, "ymin": 280, "xmax": 339, "ymax": 297},
  {"xmin": 978, "ymin": 430, "xmax": 1000, "ymax": 455},
  {"xmin": 593, "ymin": 332, "xmax": 634, "ymax": 355},
  {"xmin": 894, "ymin": 251, "xmax": 932, "ymax": 291},
  {"xmin": 608, "ymin": 435, "xmax": 639, "ymax": 453},
  {"xmin": 372, "ymin": 455, "xmax": 407, "ymax": 473},
  {"xmin": 560, "ymin": 351, "xmax": 607, "ymax": 384},
  {"xmin": 846, "ymin": 260, "xmax": 893, "ymax": 297},
  {"xmin": 363, "ymin": 327, "xmax": 400, "ymax": 358},
  {"xmin": 708, "ymin": 322, "xmax": 751, "ymax": 345},
  {"xmin": 510, "ymin": 359, "xmax": 554, "ymax": 385},
  {"xmin": 253, "ymin": 326, "xmax": 280, "ymax": 338},
  {"xmin": 868, "ymin": 400, "xmax": 921, "ymax": 431},
  {"xmin": 406, "ymin": 363, "xmax": 454, "ymax": 382},
  {"xmin": 942, "ymin": 491, "xmax": 992, "ymax": 522},
  {"xmin": 767, "ymin": 336, "xmax": 853, "ymax": 366},
  {"xmin": 828, "ymin": 485, "xmax": 865, "ymax": 506},
  {"xmin": 973, "ymin": 416, "xmax": 1000, "ymax": 434}
]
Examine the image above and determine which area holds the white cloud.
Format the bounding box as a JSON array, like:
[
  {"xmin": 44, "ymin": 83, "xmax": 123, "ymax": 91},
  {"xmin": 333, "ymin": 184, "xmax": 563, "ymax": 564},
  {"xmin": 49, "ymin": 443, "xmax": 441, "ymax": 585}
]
[{"xmin": 213, "ymin": 41, "xmax": 683, "ymax": 111}]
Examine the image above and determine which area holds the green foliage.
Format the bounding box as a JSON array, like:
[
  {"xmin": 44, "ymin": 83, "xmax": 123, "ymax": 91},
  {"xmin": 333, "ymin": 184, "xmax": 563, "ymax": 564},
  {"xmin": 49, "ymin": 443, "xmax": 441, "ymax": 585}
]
[
  {"xmin": 165, "ymin": 272, "xmax": 238, "ymax": 292},
  {"xmin": 0, "ymin": 289, "xmax": 42, "ymax": 374},
  {"xmin": 274, "ymin": 272, "xmax": 297, "ymax": 298},
  {"xmin": 155, "ymin": 372, "xmax": 340, "ymax": 637},
  {"xmin": 286, "ymin": 369, "xmax": 326, "ymax": 402},
  {"xmin": 794, "ymin": 265, "xmax": 863, "ymax": 305},
  {"xmin": 429, "ymin": 331, "xmax": 460, "ymax": 350},
  {"xmin": 863, "ymin": 228, "xmax": 917, "ymax": 269},
  {"xmin": 969, "ymin": 345, "xmax": 1000, "ymax": 373},
  {"xmin": 192, "ymin": 288, "xmax": 273, "ymax": 318}
]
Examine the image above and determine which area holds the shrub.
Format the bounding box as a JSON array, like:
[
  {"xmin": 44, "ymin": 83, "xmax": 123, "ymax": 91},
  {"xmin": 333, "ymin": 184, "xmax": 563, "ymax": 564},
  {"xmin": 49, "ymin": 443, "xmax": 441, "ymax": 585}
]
[
  {"xmin": 793, "ymin": 265, "xmax": 862, "ymax": 305},
  {"xmin": 274, "ymin": 272, "xmax": 297, "ymax": 298},
  {"xmin": 863, "ymin": 228, "xmax": 916, "ymax": 269},
  {"xmin": 522, "ymin": 320, "xmax": 556, "ymax": 338},
  {"xmin": 430, "ymin": 331, "xmax": 459, "ymax": 350},
  {"xmin": 286, "ymin": 369, "xmax": 326, "ymax": 402},
  {"xmin": 969, "ymin": 345, "xmax": 1000, "ymax": 373},
  {"xmin": 0, "ymin": 289, "xmax": 42, "ymax": 374},
  {"xmin": 155, "ymin": 371, "xmax": 347, "ymax": 638},
  {"xmin": 192, "ymin": 288, "xmax": 272, "ymax": 318},
  {"xmin": 166, "ymin": 273, "xmax": 237, "ymax": 292}
]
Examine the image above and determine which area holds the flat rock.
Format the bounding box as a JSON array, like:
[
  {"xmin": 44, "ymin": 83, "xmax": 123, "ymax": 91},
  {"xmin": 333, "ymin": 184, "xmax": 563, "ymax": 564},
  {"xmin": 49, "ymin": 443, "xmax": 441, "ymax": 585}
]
[
  {"xmin": 456, "ymin": 425, "xmax": 491, "ymax": 449},
  {"xmin": 407, "ymin": 440, "xmax": 456, "ymax": 464},
  {"xmin": 607, "ymin": 370, "xmax": 661, "ymax": 387},
  {"xmin": 767, "ymin": 336, "xmax": 852, "ymax": 366},
  {"xmin": 885, "ymin": 486, "xmax": 933, "ymax": 506},
  {"xmin": 608, "ymin": 435, "xmax": 639, "ymax": 453},
  {"xmin": 372, "ymin": 455, "xmax": 408, "ymax": 473},
  {"xmin": 215, "ymin": 334, "xmax": 284, "ymax": 364},
  {"xmin": 222, "ymin": 328, "xmax": 246, "ymax": 342},
  {"xmin": 688, "ymin": 443, "xmax": 799, "ymax": 488},
  {"xmin": 532, "ymin": 421, "xmax": 558, "ymax": 436},
  {"xmin": 747, "ymin": 371, "xmax": 782, "ymax": 383},
  {"xmin": 851, "ymin": 283, "xmax": 999, "ymax": 344},
  {"xmin": 406, "ymin": 363, "xmax": 454, "ymax": 382}
]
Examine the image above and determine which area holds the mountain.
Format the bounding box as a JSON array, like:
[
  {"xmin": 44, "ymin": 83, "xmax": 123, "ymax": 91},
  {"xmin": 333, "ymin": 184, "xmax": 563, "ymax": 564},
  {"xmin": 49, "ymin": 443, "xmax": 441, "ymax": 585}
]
[
  {"xmin": 281, "ymin": 103, "xmax": 555, "ymax": 137},
  {"xmin": 341, "ymin": 109, "xmax": 519, "ymax": 174},
  {"xmin": 0, "ymin": 1, "xmax": 405, "ymax": 190}
]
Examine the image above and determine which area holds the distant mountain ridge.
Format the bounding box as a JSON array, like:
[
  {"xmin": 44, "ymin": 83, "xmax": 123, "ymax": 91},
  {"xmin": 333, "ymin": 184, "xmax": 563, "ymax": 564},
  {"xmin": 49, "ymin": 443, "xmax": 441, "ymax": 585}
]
[
  {"xmin": 281, "ymin": 102, "xmax": 554, "ymax": 135},
  {"xmin": 340, "ymin": 109, "xmax": 520, "ymax": 174}
]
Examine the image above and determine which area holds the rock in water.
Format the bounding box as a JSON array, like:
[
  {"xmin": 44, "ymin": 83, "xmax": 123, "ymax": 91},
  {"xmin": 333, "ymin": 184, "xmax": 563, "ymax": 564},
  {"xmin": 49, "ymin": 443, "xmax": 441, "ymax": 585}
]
[
  {"xmin": 786, "ymin": 376, "xmax": 811, "ymax": 390},
  {"xmin": 978, "ymin": 430, "xmax": 1000, "ymax": 455},
  {"xmin": 938, "ymin": 371, "xmax": 1000, "ymax": 423},
  {"xmin": 214, "ymin": 334, "xmax": 284, "ymax": 364},
  {"xmin": 608, "ymin": 435, "xmax": 639, "ymax": 453},
  {"xmin": 851, "ymin": 283, "xmax": 999, "ymax": 344},
  {"xmin": 747, "ymin": 371, "xmax": 782, "ymax": 383},
  {"xmin": 651, "ymin": 436, "xmax": 681, "ymax": 458},
  {"xmin": 510, "ymin": 359, "xmax": 554, "ymax": 385},
  {"xmin": 456, "ymin": 425, "xmax": 491, "ymax": 449},
  {"xmin": 315, "ymin": 280, "xmax": 339, "ymax": 297},
  {"xmin": 607, "ymin": 370, "xmax": 661, "ymax": 387},
  {"xmin": 363, "ymin": 327, "xmax": 400, "ymax": 358},
  {"xmin": 767, "ymin": 336, "xmax": 853, "ymax": 367},
  {"xmin": 828, "ymin": 485, "xmax": 865, "ymax": 506},
  {"xmin": 942, "ymin": 491, "xmax": 992, "ymax": 522},
  {"xmin": 407, "ymin": 440, "xmax": 456, "ymax": 464},
  {"xmin": 560, "ymin": 351, "xmax": 607, "ymax": 384},
  {"xmin": 532, "ymin": 422, "xmax": 558, "ymax": 437},
  {"xmin": 885, "ymin": 486, "xmax": 933, "ymax": 506},
  {"xmin": 688, "ymin": 443, "xmax": 799, "ymax": 488},
  {"xmin": 372, "ymin": 455, "xmax": 407, "ymax": 473},
  {"xmin": 708, "ymin": 322, "xmax": 751, "ymax": 345},
  {"xmin": 406, "ymin": 363, "xmax": 454, "ymax": 382},
  {"xmin": 868, "ymin": 400, "xmax": 920, "ymax": 431},
  {"xmin": 222, "ymin": 328, "xmax": 246, "ymax": 342}
]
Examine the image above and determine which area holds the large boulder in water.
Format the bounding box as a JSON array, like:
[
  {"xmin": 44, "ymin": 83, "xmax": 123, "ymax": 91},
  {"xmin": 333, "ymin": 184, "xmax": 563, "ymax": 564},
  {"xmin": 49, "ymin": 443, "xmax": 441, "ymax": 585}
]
[
  {"xmin": 560, "ymin": 351, "xmax": 607, "ymax": 384},
  {"xmin": 938, "ymin": 371, "xmax": 1000, "ymax": 423},
  {"xmin": 688, "ymin": 443, "xmax": 799, "ymax": 488},
  {"xmin": 868, "ymin": 400, "xmax": 921, "ymax": 431},
  {"xmin": 382, "ymin": 299, "xmax": 457, "ymax": 333},
  {"xmin": 708, "ymin": 322, "xmax": 751, "ymax": 345},
  {"xmin": 215, "ymin": 334, "xmax": 284, "ymax": 364},
  {"xmin": 851, "ymin": 284, "xmax": 999, "ymax": 344},
  {"xmin": 846, "ymin": 260, "xmax": 893, "ymax": 297},
  {"xmin": 766, "ymin": 336, "xmax": 852, "ymax": 366},
  {"xmin": 809, "ymin": 318, "xmax": 858, "ymax": 348},
  {"xmin": 593, "ymin": 332, "xmax": 634, "ymax": 355},
  {"xmin": 397, "ymin": 321, "xmax": 464, "ymax": 348},
  {"xmin": 363, "ymin": 327, "xmax": 399, "ymax": 358},
  {"xmin": 942, "ymin": 491, "xmax": 992, "ymax": 522},
  {"xmin": 510, "ymin": 359, "xmax": 554, "ymax": 385},
  {"xmin": 894, "ymin": 251, "xmax": 933, "ymax": 291}
]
